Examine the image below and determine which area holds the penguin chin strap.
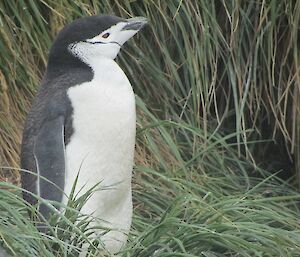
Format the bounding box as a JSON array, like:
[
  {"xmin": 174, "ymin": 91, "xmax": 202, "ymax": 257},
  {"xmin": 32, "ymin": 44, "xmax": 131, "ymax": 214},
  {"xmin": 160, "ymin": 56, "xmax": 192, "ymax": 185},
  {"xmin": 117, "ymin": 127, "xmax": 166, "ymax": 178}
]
[{"xmin": 82, "ymin": 40, "xmax": 122, "ymax": 47}]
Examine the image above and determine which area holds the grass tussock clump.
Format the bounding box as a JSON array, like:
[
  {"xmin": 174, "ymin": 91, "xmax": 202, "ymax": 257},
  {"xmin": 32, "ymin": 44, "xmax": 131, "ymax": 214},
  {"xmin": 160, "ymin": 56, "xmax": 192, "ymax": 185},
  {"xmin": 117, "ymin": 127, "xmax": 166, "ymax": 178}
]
[
  {"xmin": 1, "ymin": 122, "xmax": 300, "ymax": 256},
  {"xmin": 0, "ymin": 0, "xmax": 300, "ymax": 256}
]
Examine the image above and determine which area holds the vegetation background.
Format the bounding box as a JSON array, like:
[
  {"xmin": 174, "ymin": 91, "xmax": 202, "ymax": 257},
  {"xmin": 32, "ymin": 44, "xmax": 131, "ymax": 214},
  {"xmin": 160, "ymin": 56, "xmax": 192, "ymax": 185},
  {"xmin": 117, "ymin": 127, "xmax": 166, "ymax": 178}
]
[{"xmin": 0, "ymin": 0, "xmax": 300, "ymax": 256}]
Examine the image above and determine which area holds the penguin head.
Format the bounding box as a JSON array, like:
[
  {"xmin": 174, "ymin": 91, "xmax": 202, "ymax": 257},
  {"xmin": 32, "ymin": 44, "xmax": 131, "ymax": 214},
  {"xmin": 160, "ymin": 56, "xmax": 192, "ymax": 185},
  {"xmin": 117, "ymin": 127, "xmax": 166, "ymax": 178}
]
[{"xmin": 48, "ymin": 15, "xmax": 147, "ymax": 69}]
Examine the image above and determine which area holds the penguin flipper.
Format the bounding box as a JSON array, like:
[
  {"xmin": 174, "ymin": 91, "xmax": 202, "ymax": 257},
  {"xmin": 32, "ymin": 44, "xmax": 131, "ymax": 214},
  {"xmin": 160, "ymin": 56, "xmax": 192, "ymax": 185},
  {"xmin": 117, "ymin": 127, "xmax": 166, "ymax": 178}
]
[{"xmin": 33, "ymin": 115, "xmax": 65, "ymax": 220}]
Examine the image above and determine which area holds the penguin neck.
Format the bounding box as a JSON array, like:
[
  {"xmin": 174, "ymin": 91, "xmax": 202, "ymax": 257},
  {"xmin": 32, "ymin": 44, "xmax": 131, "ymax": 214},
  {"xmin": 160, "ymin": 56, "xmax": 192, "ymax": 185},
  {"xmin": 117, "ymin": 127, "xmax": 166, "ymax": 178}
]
[
  {"xmin": 86, "ymin": 57, "xmax": 123, "ymax": 83},
  {"xmin": 46, "ymin": 50, "xmax": 92, "ymax": 79},
  {"xmin": 45, "ymin": 54, "xmax": 124, "ymax": 88}
]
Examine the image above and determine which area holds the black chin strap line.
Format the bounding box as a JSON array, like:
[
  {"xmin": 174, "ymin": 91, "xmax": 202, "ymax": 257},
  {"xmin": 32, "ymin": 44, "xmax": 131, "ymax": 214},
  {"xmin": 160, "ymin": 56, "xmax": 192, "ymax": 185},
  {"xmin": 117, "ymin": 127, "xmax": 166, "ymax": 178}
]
[{"xmin": 82, "ymin": 40, "xmax": 122, "ymax": 47}]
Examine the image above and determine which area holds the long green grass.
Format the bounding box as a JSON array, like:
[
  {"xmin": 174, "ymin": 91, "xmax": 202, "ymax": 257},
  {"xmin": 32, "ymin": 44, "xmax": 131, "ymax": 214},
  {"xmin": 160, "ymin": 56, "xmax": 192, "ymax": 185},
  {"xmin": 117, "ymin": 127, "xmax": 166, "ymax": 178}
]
[
  {"xmin": 1, "ymin": 0, "xmax": 300, "ymax": 256},
  {"xmin": 1, "ymin": 1, "xmax": 300, "ymax": 179},
  {"xmin": 1, "ymin": 121, "xmax": 300, "ymax": 256}
]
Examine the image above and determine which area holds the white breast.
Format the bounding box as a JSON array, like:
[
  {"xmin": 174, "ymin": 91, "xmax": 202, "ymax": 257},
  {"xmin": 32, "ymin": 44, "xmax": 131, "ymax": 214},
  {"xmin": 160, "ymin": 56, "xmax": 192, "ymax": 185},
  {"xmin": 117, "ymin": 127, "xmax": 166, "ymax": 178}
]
[{"xmin": 64, "ymin": 59, "xmax": 136, "ymax": 253}]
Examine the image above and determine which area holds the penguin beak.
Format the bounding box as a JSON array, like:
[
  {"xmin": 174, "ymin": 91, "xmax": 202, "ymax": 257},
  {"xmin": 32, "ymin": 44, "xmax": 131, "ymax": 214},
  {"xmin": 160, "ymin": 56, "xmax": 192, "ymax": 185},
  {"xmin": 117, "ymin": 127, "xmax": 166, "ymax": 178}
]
[{"xmin": 122, "ymin": 17, "xmax": 148, "ymax": 31}]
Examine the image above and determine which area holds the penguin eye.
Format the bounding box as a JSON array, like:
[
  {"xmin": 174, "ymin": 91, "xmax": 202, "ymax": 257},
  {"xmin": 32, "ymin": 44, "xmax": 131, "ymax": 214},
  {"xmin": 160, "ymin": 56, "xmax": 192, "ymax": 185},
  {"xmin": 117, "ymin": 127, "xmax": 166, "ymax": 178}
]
[{"xmin": 102, "ymin": 32, "xmax": 110, "ymax": 38}]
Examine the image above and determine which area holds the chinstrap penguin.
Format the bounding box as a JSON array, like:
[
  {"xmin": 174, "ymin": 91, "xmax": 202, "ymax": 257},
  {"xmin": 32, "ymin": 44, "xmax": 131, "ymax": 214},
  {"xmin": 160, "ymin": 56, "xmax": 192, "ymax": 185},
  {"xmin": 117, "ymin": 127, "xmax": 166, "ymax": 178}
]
[{"xmin": 20, "ymin": 14, "xmax": 147, "ymax": 254}]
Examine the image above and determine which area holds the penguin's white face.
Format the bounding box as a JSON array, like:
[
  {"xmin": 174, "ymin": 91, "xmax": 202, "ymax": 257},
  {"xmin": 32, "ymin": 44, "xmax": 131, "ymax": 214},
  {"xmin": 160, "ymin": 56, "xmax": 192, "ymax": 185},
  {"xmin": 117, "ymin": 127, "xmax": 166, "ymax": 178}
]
[{"xmin": 68, "ymin": 17, "xmax": 147, "ymax": 64}]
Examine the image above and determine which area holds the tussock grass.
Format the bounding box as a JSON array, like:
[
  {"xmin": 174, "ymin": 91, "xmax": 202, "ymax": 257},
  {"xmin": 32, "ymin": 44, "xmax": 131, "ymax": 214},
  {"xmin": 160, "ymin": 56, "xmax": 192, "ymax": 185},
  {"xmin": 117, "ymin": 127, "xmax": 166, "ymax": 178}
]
[
  {"xmin": 0, "ymin": 0, "xmax": 300, "ymax": 256},
  {"xmin": 1, "ymin": 0, "xmax": 300, "ymax": 180},
  {"xmin": 1, "ymin": 122, "xmax": 300, "ymax": 256}
]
